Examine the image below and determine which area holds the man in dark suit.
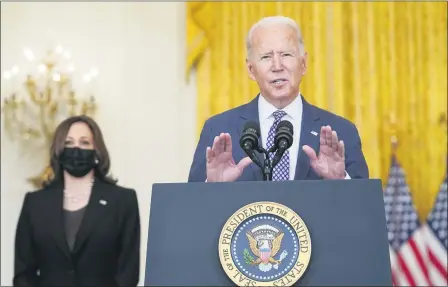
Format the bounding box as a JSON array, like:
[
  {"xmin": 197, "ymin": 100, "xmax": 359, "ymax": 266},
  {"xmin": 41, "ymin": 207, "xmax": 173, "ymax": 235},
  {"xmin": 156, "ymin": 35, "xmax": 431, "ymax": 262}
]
[{"xmin": 188, "ymin": 16, "xmax": 368, "ymax": 183}]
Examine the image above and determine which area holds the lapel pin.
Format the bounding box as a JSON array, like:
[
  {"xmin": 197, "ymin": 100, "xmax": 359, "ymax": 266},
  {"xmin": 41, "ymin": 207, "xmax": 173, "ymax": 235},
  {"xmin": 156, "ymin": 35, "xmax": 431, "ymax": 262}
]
[
  {"xmin": 99, "ymin": 199, "xmax": 107, "ymax": 205},
  {"xmin": 311, "ymin": 131, "xmax": 318, "ymax": 136}
]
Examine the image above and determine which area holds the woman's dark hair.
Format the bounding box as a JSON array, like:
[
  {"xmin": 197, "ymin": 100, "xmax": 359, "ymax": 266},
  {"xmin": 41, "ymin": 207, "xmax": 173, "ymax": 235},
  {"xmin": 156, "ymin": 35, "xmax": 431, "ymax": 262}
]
[{"xmin": 45, "ymin": 115, "xmax": 117, "ymax": 186}]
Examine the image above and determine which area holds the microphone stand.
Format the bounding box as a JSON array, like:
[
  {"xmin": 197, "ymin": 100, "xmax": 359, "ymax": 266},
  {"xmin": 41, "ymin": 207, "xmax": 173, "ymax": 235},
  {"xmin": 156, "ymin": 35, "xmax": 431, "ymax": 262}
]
[{"xmin": 256, "ymin": 146, "xmax": 273, "ymax": 181}]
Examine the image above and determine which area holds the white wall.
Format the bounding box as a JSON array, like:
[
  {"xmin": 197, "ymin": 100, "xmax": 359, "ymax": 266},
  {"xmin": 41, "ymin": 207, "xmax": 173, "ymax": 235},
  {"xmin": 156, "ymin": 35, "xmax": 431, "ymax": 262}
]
[{"xmin": 1, "ymin": 2, "xmax": 197, "ymax": 286}]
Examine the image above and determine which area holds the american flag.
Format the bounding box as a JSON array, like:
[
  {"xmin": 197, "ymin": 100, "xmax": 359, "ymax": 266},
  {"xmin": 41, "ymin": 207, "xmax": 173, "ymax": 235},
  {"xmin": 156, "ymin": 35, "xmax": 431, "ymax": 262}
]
[
  {"xmin": 384, "ymin": 155, "xmax": 431, "ymax": 286},
  {"xmin": 421, "ymin": 174, "xmax": 447, "ymax": 286}
]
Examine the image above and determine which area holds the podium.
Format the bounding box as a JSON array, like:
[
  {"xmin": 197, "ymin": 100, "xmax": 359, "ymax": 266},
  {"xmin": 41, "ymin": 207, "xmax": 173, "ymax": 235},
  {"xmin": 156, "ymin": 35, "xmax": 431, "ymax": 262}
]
[{"xmin": 144, "ymin": 179, "xmax": 393, "ymax": 286}]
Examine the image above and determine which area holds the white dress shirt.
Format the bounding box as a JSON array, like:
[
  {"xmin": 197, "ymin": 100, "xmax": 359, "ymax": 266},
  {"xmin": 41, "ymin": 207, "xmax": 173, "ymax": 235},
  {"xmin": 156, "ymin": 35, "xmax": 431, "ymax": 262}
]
[{"xmin": 258, "ymin": 94, "xmax": 350, "ymax": 180}]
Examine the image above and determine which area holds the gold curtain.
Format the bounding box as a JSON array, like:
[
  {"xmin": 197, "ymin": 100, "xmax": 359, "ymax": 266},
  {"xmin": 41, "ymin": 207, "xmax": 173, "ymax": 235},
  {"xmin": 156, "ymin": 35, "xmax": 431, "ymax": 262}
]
[{"xmin": 186, "ymin": 1, "xmax": 447, "ymax": 220}]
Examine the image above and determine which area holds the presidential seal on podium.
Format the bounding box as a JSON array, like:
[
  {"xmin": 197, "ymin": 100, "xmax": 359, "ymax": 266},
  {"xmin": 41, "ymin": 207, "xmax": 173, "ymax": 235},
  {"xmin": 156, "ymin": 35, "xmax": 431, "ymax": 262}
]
[{"xmin": 218, "ymin": 202, "xmax": 312, "ymax": 286}]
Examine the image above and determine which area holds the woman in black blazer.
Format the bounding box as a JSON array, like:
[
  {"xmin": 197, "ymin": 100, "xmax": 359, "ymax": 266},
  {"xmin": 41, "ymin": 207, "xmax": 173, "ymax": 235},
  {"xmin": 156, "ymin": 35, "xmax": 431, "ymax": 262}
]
[{"xmin": 14, "ymin": 115, "xmax": 140, "ymax": 287}]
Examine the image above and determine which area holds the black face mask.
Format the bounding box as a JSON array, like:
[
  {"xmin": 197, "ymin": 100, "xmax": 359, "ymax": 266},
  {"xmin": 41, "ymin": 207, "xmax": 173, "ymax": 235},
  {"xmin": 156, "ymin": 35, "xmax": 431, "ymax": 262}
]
[{"xmin": 59, "ymin": 147, "xmax": 97, "ymax": 178}]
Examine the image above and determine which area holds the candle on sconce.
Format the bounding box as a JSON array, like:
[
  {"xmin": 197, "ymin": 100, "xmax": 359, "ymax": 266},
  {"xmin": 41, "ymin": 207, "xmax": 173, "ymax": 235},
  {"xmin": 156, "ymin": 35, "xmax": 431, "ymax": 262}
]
[
  {"xmin": 52, "ymin": 73, "xmax": 61, "ymax": 82},
  {"xmin": 23, "ymin": 47, "xmax": 35, "ymax": 62},
  {"xmin": 64, "ymin": 63, "xmax": 75, "ymax": 93},
  {"xmin": 3, "ymin": 65, "xmax": 21, "ymax": 95},
  {"xmin": 12, "ymin": 65, "xmax": 20, "ymax": 92},
  {"xmin": 55, "ymin": 45, "xmax": 64, "ymax": 55},
  {"xmin": 11, "ymin": 65, "xmax": 19, "ymax": 75},
  {"xmin": 81, "ymin": 67, "xmax": 99, "ymax": 97},
  {"xmin": 3, "ymin": 70, "xmax": 12, "ymax": 96},
  {"xmin": 87, "ymin": 67, "xmax": 99, "ymax": 97},
  {"xmin": 82, "ymin": 72, "xmax": 92, "ymax": 96},
  {"xmin": 34, "ymin": 63, "xmax": 48, "ymax": 101}
]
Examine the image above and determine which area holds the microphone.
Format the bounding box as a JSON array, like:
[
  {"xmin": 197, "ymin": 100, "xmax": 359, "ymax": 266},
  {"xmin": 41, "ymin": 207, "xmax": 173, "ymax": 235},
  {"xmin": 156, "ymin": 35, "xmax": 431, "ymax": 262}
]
[
  {"xmin": 271, "ymin": 120, "xmax": 294, "ymax": 168},
  {"xmin": 239, "ymin": 121, "xmax": 262, "ymax": 168}
]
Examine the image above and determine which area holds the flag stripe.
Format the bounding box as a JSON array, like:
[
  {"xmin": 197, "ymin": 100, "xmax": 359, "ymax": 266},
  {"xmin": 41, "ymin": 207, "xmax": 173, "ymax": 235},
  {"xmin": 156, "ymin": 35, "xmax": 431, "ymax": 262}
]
[
  {"xmin": 401, "ymin": 241, "xmax": 430, "ymax": 285},
  {"xmin": 409, "ymin": 232, "xmax": 432, "ymax": 285},
  {"xmin": 422, "ymin": 225, "xmax": 448, "ymax": 271},
  {"xmin": 428, "ymin": 262, "xmax": 447, "ymax": 287},
  {"xmin": 389, "ymin": 246, "xmax": 400, "ymax": 286},
  {"xmin": 392, "ymin": 264, "xmax": 408, "ymax": 286},
  {"xmin": 429, "ymin": 249, "xmax": 448, "ymax": 280},
  {"xmin": 427, "ymin": 240, "xmax": 448, "ymax": 270},
  {"xmin": 397, "ymin": 251, "xmax": 417, "ymax": 286},
  {"xmin": 423, "ymin": 174, "xmax": 447, "ymax": 287},
  {"xmin": 391, "ymin": 273, "xmax": 397, "ymax": 286}
]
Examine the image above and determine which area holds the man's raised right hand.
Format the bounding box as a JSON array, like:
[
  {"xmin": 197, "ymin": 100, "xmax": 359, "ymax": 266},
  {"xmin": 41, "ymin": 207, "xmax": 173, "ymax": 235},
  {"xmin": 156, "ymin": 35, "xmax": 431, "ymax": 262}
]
[{"xmin": 206, "ymin": 133, "xmax": 253, "ymax": 182}]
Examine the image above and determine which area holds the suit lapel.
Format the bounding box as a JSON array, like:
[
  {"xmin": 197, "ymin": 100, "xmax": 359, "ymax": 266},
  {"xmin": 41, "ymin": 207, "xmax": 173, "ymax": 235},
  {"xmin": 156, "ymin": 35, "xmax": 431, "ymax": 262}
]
[
  {"xmin": 72, "ymin": 179, "xmax": 110, "ymax": 254},
  {"xmin": 295, "ymin": 96, "xmax": 321, "ymax": 180},
  {"xmin": 238, "ymin": 95, "xmax": 264, "ymax": 181},
  {"xmin": 47, "ymin": 182, "xmax": 72, "ymax": 260}
]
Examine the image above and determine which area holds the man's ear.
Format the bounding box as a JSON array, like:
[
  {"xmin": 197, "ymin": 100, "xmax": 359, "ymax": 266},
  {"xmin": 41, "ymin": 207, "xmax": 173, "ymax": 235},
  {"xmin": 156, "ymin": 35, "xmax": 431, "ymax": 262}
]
[
  {"xmin": 246, "ymin": 58, "xmax": 256, "ymax": 81},
  {"xmin": 301, "ymin": 52, "xmax": 308, "ymax": 76}
]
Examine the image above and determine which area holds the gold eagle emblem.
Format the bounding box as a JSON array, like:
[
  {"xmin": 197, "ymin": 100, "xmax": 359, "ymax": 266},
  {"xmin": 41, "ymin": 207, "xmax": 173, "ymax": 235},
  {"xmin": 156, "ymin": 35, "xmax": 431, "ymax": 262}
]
[{"xmin": 243, "ymin": 225, "xmax": 288, "ymax": 272}]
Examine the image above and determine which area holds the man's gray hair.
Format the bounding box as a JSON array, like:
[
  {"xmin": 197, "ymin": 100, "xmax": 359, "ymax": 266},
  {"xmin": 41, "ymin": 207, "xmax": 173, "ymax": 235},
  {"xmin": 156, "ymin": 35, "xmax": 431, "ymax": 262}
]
[{"xmin": 245, "ymin": 16, "xmax": 306, "ymax": 58}]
